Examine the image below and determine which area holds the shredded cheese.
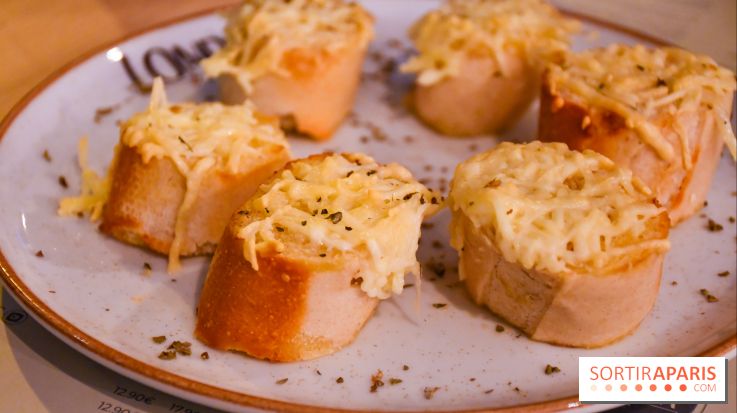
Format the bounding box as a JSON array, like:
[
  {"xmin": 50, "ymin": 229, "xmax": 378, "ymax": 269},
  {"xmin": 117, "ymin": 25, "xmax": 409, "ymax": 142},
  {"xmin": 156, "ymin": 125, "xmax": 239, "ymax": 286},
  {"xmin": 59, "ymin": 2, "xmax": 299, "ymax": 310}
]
[
  {"xmin": 548, "ymin": 44, "xmax": 737, "ymax": 164},
  {"xmin": 58, "ymin": 137, "xmax": 117, "ymax": 221},
  {"xmin": 236, "ymin": 153, "xmax": 442, "ymax": 299},
  {"xmin": 124, "ymin": 78, "xmax": 289, "ymax": 272},
  {"xmin": 202, "ymin": 0, "xmax": 374, "ymax": 92},
  {"xmin": 400, "ymin": 0, "xmax": 579, "ymax": 85},
  {"xmin": 59, "ymin": 78, "xmax": 290, "ymax": 273},
  {"xmin": 449, "ymin": 141, "xmax": 670, "ymax": 275}
]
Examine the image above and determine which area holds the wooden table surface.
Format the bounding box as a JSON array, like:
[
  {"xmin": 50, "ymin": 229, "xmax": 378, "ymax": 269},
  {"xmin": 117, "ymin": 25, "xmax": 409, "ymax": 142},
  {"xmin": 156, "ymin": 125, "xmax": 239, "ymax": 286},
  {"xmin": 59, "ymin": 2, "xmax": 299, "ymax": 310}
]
[
  {"xmin": 1, "ymin": 0, "xmax": 735, "ymax": 122},
  {"xmin": 0, "ymin": 0, "xmax": 238, "ymax": 119}
]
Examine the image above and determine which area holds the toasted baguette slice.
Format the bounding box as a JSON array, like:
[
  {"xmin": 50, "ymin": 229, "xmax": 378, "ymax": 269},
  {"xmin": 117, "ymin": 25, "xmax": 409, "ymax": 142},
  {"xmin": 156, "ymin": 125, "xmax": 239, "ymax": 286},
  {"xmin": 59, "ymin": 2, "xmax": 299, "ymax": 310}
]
[
  {"xmin": 539, "ymin": 45, "xmax": 736, "ymax": 224},
  {"xmin": 196, "ymin": 153, "xmax": 441, "ymax": 361},
  {"xmin": 456, "ymin": 212, "xmax": 668, "ymax": 348},
  {"xmin": 202, "ymin": 0, "xmax": 374, "ymax": 140},
  {"xmin": 449, "ymin": 142, "xmax": 670, "ymax": 347},
  {"xmin": 92, "ymin": 79, "xmax": 290, "ymax": 271},
  {"xmin": 401, "ymin": 0, "xmax": 578, "ymax": 136},
  {"xmin": 196, "ymin": 213, "xmax": 379, "ymax": 361},
  {"xmin": 410, "ymin": 53, "xmax": 538, "ymax": 136},
  {"xmin": 217, "ymin": 45, "xmax": 367, "ymax": 140},
  {"xmin": 100, "ymin": 144, "xmax": 289, "ymax": 256}
]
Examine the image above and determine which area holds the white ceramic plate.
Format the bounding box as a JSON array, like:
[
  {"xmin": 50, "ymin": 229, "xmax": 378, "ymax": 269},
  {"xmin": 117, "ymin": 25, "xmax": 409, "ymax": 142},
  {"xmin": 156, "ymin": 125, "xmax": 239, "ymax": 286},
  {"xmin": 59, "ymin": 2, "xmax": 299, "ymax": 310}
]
[{"xmin": 1, "ymin": 1, "xmax": 735, "ymax": 412}]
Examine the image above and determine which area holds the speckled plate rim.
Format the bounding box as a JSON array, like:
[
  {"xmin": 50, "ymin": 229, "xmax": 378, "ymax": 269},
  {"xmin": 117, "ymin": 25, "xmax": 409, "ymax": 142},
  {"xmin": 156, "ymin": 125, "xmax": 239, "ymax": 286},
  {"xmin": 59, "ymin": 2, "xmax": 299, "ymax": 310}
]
[{"xmin": 0, "ymin": 4, "xmax": 735, "ymax": 413}]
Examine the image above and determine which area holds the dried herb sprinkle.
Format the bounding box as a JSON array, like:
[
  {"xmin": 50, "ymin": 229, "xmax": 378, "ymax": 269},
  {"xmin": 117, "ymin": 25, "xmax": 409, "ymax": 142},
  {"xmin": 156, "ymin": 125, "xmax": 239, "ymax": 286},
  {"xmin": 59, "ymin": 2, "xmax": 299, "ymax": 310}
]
[
  {"xmin": 545, "ymin": 365, "xmax": 561, "ymax": 375},
  {"xmin": 700, "ymin": 289, "xmax": 719, "ymax": 302},
  {"xmin": 328, "ymin": 211, "xmax": 343, "ymax": 224}
]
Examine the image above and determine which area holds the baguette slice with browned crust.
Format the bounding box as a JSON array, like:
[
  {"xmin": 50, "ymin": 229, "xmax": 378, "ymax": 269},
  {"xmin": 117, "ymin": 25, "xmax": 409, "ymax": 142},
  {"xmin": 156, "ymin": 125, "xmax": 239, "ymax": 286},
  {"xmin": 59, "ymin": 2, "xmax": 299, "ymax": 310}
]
[
  {"xmin": 410, "ymin": 52, "xmax": 539, "ymax": 136},
  {"xmin": 196, "ymin": 211, "xmax": 379, "ymax": 361},
  {"xmin": 449, "ymin": 142, "xmax": 670, "ymax": 348},
  {"xmin": 100, "ymin": 144, "xmax": 288, "ymax": 257},
  {"xmin": 78, "ymin": 78, "xmax": 292, "ymax": 272},
  {"xmin": 196, "ymin": 153, "xmax": 441, "ymax": 361},
  {"xmin": 202, "ymin": 0, "xmax": 374, "ymax": 140},
  {"xmin": 539, "ymin": 45, "xmax": 736, "ymax": 224},
  {"xmin": 216, "ymin": 45, "xmax": 367, "ymax": 140}
]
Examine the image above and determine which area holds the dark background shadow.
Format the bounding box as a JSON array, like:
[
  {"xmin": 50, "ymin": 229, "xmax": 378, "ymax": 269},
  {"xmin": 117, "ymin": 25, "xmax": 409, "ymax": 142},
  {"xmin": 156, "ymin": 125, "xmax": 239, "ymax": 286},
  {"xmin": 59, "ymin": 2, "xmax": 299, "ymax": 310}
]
[{"xmin": 1, "ymin": 288, "xmax": 228, "ymax": 413}]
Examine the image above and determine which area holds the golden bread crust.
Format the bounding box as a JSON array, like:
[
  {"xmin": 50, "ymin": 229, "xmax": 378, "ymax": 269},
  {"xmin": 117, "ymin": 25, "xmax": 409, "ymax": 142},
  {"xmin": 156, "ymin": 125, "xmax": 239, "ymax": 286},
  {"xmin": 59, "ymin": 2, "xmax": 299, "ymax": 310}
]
[
  {"xmin": 195, "ymin": 152, "xmax": 439, "ymax": 361},
  {"xmin": 218, "ymin": 45, "xmax": 367, "ymax": 140},
  {"xmin": 412, "ymin": 53, "xmax": 537, "ymax": 136},
  {"xmin": 195, "ymin": 221, "xmax": 379, "ymax": 362},
  {"xmin": 196, "ymin": 229, "xmax": 311, "ymax": 361},
  {"xmin": 100, "ymin": 145, "xmax": 289, "ymax": 256},
  {"xmin": 457, "ymin": 213, "xmax": 668, "ymax": 348}
]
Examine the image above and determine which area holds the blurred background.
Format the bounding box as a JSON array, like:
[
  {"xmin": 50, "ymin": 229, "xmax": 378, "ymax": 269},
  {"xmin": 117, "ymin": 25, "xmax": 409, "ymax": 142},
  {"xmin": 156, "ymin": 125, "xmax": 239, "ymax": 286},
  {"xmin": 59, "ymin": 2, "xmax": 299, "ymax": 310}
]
[{"xmin": 1, "ymin": 0, "xmax": 735, "ymax": 119}]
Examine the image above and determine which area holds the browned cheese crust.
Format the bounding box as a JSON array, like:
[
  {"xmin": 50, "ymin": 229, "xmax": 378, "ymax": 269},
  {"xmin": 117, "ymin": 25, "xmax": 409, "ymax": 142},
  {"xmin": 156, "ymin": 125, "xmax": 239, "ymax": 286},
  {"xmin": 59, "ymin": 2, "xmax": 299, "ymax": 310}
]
[{"xmin": 538, "ymin": 73, "xmax": 732, "ymax": 224}]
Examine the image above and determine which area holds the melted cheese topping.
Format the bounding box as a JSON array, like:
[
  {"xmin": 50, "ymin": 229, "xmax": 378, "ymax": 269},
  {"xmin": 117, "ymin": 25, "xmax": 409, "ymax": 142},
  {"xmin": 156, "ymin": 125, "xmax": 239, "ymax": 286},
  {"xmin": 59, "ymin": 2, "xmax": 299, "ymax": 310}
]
[
  {"xmin": 202, "ymin": 0, "xmax": 374, "ymax": 92},
  {"xmin": 449, "ymin": 141, "xmax": 670, "ymax": 274},
  {"xmin": 236, "ymin": 153, "xmax": 442, "ymax": 299},
  {"xmin": 548, "ymin": 44, "xmax": 737, "ymax": 164},
  {"xmin": 60, "ymin": 78, "xmax": 290, "ymax": 273},
  {"xmin": 58, "ymin": 137, "xmax": 117, "ymax": 221},
  {"xmin": 401, "ymin": 0, "xmax": 579, "ymax": 85},
  {"xmin": 124, "ymin": 78, "xmax": 289, "ymax": 272}
]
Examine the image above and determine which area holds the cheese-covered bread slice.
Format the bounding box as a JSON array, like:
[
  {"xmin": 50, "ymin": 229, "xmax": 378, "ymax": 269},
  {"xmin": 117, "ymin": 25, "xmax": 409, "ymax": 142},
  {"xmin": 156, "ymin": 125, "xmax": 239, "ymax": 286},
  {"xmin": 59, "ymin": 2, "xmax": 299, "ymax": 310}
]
[
  {"xmin": 449, "ymin": 141, "xmax": 670, "ymax": 348},
  {"xmin": 196, "ymin": 153, "xmax": 441, "ymax": 361},
  {"xmin": 201, "ymin": 0, "xmax": 374, "ymax": 140},
  {"xmin": 401, "ymin": 0, "xmax": 578, "ymax": 136},
  {"xmin": 59, "ymin": 78, "xmax": 291, "ymax": 272},
  {"xmin": 539, "ymin": 44, "xmax": 736, "ymax": 224}
]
